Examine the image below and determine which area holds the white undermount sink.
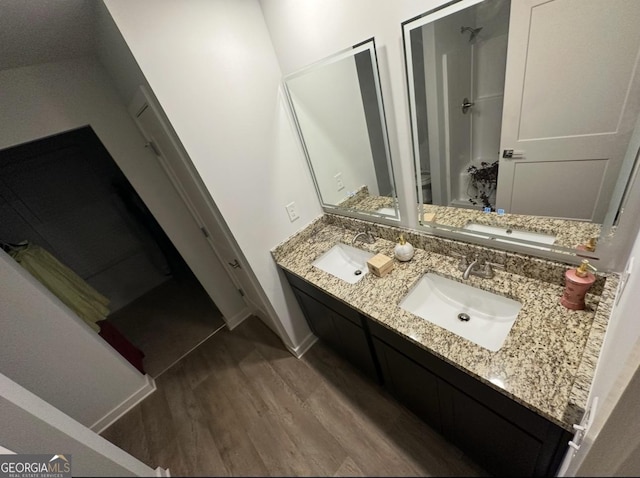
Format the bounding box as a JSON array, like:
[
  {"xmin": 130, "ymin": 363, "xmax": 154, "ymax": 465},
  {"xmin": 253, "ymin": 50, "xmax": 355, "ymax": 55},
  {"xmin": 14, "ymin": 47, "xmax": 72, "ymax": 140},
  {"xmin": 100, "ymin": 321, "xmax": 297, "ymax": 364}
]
[
  {"xmin": 312, "ymin": 243, "xmax": 375, "ymax": 284},
  {"xmin": 463, "ymin": 223, "xmax": 556, "ymax": 250},
  {"xmin": 375, "ymin": 207, "xmax": 396, "ymax": 215},
  {"xmin": 400, "ymin": 273, "xmax": 522, "ymax": 351}
]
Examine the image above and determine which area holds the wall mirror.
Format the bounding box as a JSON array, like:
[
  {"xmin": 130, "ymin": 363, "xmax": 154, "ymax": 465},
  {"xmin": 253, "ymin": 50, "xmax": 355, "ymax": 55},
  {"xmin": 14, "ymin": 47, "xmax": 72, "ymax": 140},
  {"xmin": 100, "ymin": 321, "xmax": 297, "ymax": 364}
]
[
  {"xmin": 283, "ymin": 38, "xmax": 400, "ymax": 221},
  {"xmin": 403, "ymin": 0, "xmax": 640, "ymax": 256}
]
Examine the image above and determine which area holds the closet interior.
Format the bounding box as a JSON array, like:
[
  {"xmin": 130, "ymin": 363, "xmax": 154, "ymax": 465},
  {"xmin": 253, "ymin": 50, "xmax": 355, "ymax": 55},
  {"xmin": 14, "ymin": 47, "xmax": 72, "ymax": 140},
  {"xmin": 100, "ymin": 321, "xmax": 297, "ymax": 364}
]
[{"xmin": 0, "ymin": 126, "xmax": 225, "ymax": 377}]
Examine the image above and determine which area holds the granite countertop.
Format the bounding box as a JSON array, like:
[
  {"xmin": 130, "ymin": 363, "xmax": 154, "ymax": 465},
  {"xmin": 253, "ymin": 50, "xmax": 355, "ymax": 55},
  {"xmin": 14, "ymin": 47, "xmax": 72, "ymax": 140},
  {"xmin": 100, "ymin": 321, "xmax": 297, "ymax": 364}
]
[
  {"xmin": 272, "ymin": 217, "xmax": 617, "ymax": 431},
  {"xmin": 421, "ymin": 204, "xmax": 602, "ymax": 250},
  {"xmin": 339, "ymin": 189, "xmax": 601, "ymax": 250}
]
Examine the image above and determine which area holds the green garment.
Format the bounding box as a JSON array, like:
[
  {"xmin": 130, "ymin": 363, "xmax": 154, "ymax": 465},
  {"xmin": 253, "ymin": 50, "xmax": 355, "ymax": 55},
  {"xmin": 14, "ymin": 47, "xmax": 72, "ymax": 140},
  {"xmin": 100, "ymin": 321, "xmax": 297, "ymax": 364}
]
[{"xmin": 10, "ymin": 244, "xmax": 110, "ymax": 332}]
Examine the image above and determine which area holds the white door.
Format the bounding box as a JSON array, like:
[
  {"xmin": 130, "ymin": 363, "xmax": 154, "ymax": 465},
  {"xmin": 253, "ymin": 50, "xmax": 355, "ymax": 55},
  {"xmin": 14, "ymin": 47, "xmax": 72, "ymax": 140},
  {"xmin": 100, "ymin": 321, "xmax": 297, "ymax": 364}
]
[
  {"xmin": 130, "ymin": 91, "xmax": 252, "ymax": 328},
  {"xmin": 496, "ymin": 0, "xmax": 640, "ymax": 222}
]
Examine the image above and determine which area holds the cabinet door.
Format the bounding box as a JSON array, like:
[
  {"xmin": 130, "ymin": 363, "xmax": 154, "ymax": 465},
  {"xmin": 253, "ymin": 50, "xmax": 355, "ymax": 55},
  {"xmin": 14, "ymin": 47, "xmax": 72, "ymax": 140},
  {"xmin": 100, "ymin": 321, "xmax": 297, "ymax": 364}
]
[
  {"xmin": 439, "ymin": 380, "xmax": 543, "ymax": 477},
  {"xmin": 291, "ymin": 287, "xmax": 379, "ymax": 380},
  {"xmin": 291, "ymin": 287, "xmax": 341, "ymax": 350},
  {"xmin": 372, "ymin": 337, "xmax": 441, "ymax": 432},
  {"xmin": 332, "ymin": 314, "xmax": 378, "ymax": 380}
]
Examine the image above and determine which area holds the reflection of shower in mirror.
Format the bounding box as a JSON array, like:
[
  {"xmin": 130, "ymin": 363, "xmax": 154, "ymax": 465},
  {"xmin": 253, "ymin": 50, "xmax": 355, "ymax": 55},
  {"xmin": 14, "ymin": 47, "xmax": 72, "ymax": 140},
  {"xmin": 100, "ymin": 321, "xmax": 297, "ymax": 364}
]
[
  {"xmin": 460, "ymin": 26, "xmax": 483, "ymax": 44},
  {"xmin": 408, "ymin": 0, "xmax": 510, "ymax": 210}
]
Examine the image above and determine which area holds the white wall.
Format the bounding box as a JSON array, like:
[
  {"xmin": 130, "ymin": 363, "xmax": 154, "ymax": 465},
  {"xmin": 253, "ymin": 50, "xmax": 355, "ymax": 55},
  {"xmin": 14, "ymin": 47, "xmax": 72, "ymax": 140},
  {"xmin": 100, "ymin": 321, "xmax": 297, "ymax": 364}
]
[
  {"xmin": 259, "ymin": 0, "xmax": 465, "ymax": 229},
  {"xmin": 569, "ymin": 338, "xmax": 640, "ymax": 476},
  {"xmin": 0, "ymin": 372, "xmax": 160, "ymax": 477},
  {"xmin": 0, "ymin": 250, "xmax": 149, "ymax": 427},
  {"xmin": 287, "ymin": 55, "xmax": 378, "ymax": 204},
  {"xmin": 0, "ymin": 56, "xmax": 247, "ymax": 324},
  {"xmin": 560, "ymin": 226, "xmax": 640, "ymax": 474},
  {"xmin": 102, "ymin": 0, "xmax": 324, "ymax": 348},
  {"xmin": 94, "ymin": 1, "xmax": 149, "ymax": 106}
]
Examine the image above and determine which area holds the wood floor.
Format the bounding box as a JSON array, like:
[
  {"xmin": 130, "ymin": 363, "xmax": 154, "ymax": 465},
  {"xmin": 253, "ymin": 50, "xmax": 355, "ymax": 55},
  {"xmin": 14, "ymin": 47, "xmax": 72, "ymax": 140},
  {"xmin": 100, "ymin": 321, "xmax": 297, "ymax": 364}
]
[
  {"xmin": 101, "ymin": 316, "xmax": 488, "ymax": 476},
  {"xmin": 107, "ymin": 277, "xmax": 225, "ymax": 377}
]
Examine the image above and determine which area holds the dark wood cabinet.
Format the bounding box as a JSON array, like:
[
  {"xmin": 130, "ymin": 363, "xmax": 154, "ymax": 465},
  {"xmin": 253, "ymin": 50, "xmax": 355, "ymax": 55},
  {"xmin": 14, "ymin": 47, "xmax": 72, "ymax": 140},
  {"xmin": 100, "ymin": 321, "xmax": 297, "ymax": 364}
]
[
  {"xmin": 291, "ymin": 288, "xmax": 341, "ymax": 347},
  {"xmin": 285, "ymin": 271, "xmax": 379, "ymax": 381},
  {"xmin": 368, "ymin": 318, "xmax": 571, "ymax": 477},
  {"xmin": 439, "ymin": 380, "xmax": 543, "ymax": 476},
  {"xmin": 282, "ymin": 269, "xmax": 571, "ymax": 476},
  {"xmin": 373, "ymin": 336, "xmax": 442, "ymax": 432}
]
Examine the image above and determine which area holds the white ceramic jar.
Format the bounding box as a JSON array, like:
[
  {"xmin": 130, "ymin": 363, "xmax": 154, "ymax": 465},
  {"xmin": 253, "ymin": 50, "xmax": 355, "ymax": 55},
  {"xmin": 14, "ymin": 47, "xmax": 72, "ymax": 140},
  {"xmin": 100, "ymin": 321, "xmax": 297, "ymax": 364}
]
[{"xmin": 394, "ymin": 234, "xmax": 414, "ymax": 262}]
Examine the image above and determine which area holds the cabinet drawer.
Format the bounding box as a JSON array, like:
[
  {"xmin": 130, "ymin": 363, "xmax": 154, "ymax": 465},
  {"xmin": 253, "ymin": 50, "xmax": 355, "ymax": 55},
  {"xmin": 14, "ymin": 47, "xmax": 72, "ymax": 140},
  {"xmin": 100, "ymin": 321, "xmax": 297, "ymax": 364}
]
[{"xmin": 284, "ymin": 269, "xmax": 361, "ymax": 325}]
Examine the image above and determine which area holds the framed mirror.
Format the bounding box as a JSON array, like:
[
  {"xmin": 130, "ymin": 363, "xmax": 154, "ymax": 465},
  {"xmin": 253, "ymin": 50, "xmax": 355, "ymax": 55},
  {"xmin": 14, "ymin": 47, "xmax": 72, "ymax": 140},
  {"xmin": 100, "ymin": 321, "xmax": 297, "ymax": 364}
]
[
  {"xmin": 403, "ymin": 0, "xmax": 640, "ymax": 256},
  {"xmin": 283, "ymin": 38, "xmax": 400, "ymax": 221}
]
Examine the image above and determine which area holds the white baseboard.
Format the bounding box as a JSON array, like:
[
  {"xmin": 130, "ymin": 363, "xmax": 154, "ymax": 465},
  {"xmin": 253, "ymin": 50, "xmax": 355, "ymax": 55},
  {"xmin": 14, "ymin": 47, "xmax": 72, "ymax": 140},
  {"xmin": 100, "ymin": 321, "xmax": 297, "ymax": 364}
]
[
  {"xmin": 287, "ymin": 332, "xmax": 318, "ymax": 359},
  {"xmin": 224, "ymin": 307, "xmax": 252, "ymax": 330},
  {"xmin": 90, "ymin": 374, "xmax": 156, "ymax": 434},
  {"xmin": 155, "ymin": 466, "xmax": 171, "ymax": 477}
]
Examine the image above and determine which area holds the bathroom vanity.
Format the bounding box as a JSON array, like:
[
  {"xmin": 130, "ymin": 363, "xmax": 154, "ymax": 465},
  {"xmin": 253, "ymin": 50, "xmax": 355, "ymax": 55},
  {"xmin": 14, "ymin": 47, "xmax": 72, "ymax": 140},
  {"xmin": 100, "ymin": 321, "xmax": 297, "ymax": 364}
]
[{"xmin": 272, "ymin": 215, "xmax": 617, "ymax": 477}]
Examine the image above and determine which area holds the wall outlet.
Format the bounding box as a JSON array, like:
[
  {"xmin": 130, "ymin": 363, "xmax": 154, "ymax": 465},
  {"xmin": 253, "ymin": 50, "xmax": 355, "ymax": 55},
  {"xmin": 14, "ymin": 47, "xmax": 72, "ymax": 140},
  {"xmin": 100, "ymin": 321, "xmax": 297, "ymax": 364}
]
[
  {"xmin": 285, "ymin": 202, "xmax": 299, "ymax": 222},
  {"xmin": 334, "ymin": 172, "xmax": 345, "ymax": 191}
]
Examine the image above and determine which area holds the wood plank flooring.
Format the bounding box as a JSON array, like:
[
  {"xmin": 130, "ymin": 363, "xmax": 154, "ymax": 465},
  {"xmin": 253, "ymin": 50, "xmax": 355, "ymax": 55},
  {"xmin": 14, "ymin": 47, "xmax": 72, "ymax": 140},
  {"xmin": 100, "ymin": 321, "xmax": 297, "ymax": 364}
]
[
  {"xmin": 107, "ymin": 277, "xmax": 225, "ymax": 377},
  {"xmin": 101, "ymin": 316, "xmax": 488, "ymax": 476}
]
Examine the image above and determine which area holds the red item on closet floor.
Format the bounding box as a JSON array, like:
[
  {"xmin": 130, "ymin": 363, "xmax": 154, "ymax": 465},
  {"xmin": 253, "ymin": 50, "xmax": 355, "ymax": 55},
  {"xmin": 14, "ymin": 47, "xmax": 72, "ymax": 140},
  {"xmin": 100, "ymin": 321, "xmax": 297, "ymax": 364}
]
[{"xmin": 97, "ymin": 320, "xmax": 145, "ymax": 374}]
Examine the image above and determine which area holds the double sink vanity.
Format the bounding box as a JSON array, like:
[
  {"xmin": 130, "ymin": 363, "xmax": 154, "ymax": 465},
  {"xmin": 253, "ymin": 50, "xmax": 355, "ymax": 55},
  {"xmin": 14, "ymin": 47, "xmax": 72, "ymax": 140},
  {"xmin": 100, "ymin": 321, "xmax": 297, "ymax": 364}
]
[
  {"xmin": 276, "ymin": 1, "xmax": 640, "ymax": 475},
  {"xmin": 272, "ymin": 214, "xmax": 617, "ymax": 476}
]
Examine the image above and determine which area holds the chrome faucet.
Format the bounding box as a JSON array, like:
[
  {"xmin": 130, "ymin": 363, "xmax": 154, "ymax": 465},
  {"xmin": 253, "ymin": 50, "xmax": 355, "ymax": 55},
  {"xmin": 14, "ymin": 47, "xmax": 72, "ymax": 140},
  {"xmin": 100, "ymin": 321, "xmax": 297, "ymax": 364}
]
[
  {"xmin": 457, "ymin": 255, "xmax": 496, "ymax": 279},
  {"xmin": 463, "ymin": 257, "xmax": 480, "ymax": 279},
  {"xmin": 352, "ymin": 228, "xmax": 375, "ymax": 245}
]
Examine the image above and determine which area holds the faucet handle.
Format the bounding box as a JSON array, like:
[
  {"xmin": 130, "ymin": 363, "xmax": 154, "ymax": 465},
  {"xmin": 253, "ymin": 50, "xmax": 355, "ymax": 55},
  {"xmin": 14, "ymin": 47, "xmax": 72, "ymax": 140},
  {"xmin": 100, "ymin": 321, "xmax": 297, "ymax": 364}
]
[{"xmin": 451, "ymin": 252, "xmax": 468, "ymax": 266}]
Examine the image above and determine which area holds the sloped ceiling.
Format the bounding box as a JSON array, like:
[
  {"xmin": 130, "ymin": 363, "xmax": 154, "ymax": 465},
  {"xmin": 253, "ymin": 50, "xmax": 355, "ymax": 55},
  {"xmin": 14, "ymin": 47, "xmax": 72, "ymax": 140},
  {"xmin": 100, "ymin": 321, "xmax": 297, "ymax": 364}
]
[{"xmin": 0, "ymin": 0, "xmax": 96, "ymax": 71}]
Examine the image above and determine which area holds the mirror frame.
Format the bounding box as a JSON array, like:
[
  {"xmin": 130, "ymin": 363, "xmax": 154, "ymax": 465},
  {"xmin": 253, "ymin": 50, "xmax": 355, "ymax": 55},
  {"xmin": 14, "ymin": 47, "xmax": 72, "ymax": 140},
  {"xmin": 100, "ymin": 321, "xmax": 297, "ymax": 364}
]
[
  {"xmin": 282, "ymin": 38, "xmax": 401, "ymax": 223},
  {"xmin": 400, "ymin": 0, "xmax": 640, "ymax": 261}
]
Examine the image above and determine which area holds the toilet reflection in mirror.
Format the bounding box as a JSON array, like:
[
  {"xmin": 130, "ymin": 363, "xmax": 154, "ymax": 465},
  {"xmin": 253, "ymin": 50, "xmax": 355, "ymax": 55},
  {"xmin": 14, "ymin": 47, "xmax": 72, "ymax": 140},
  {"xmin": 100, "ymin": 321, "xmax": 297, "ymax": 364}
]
[
  {"xmin": 403, "ymin": 0, "xmax": 640, "ymax": 253},
  {"xmin": 283, "ymin": 38, "xmax": 400, "ymax": 221}
]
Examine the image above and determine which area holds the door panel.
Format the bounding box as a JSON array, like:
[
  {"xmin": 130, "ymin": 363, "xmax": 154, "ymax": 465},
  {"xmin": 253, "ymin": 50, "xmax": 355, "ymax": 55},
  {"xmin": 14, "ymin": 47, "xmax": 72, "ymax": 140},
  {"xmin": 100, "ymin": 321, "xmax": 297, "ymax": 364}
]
[
  {"xmin": 497, "ymin": 0, "xmax": 640, "ymax": 221},
  {"xmin": 509, "ymin": 159, "xmax": 607, "ymax": 220},
  {"xmin": 128, "ymin": 94, "xmax": 249, "ymax": 322}
]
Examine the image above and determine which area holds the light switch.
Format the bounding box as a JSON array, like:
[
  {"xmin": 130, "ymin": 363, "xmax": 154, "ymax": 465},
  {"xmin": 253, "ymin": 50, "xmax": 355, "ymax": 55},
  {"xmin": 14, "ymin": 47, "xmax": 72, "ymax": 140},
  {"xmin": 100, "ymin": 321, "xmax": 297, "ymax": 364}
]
[
  {"xmin": 334, "ymin": 173, "xmax": 345, "ymax": 191},
  {"xmin": 285, "ymin": 202, "xmax": 299, "ymax": 222}
]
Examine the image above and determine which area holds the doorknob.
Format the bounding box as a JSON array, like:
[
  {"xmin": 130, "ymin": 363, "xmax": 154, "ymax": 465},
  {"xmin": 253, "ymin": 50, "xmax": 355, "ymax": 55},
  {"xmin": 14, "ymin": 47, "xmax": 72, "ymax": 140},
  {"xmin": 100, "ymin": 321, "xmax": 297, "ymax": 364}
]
[
  {"xmin": 502, "ymin": 149, "xmax": 525, "ymax": 159},
  {"xmin": 461, "ymin": 97, "xmax": 474, "ymax": 114},
  {"xmin": 228, "ymin": 259, "xmax": 241, "ymax": 269}
]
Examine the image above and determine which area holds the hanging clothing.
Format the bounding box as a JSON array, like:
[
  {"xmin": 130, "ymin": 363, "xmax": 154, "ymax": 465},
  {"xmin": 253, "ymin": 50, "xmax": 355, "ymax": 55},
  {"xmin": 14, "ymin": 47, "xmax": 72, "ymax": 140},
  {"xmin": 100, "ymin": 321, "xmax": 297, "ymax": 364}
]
[{"xmin": 9, "ymin": 243, "xmax": 110, "ymax": 332}]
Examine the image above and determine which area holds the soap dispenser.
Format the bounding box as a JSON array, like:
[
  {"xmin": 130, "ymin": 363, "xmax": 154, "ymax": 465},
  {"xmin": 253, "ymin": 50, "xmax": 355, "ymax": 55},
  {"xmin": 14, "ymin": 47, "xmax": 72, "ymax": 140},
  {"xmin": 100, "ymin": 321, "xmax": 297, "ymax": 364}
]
[
  {"xmin": 394, "ymin": 234, "xmax": 414, "ymax": 262},
  {"xmin": 560, "ymin": 260, "xmax": 596, "ymax": 310},
  {"xmin": 576, "ymin": 237, "xmax": 597, "ymax": 252}
]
